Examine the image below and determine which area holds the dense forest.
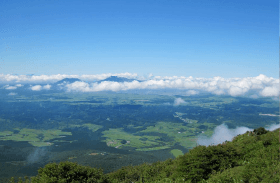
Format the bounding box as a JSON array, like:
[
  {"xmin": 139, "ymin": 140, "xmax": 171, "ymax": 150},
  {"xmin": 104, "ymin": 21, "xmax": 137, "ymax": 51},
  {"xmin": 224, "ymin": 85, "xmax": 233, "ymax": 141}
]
[{"xmin": 9, "ymin": 127, "xmax": 280, "ymax": 183}]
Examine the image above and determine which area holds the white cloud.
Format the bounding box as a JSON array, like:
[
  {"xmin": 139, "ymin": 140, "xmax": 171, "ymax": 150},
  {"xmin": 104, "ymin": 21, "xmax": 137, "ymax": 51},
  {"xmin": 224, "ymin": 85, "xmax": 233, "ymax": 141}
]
[
  {"xmin": 197, "ymin": 123, "xmax": 280, "ymax": 146},
  {"xmin": 64, "ymin": 74, "xmax": 279, "ymax": 97},
  {"xmin": 43, "ymin": 84, "xmax": 51, "ymax": 90},
  {"xmin": 259, "ymin": 86, "xmax": 279, "ymax": 97},
  {"xmin": 173, "ymin": 98, "xmax": 187, "ymax": 106},
  {"xmin": 265, "ymin": 124, "xmax": 280, "ymax": 131},
  {"xmin": 66, "ymin": 81, "xmax": 90, "ymax": 92},
  {"xmin": 0, "ymin": 74, "xmax": 73, "ymax": 83},
  {"xmin": 185, "ymin": 90, "xmax": 199, "ymax": 96},
  {"xmin": 31, "ymin": 85, "xmax": 42, "ymax": 91},
  {"xmin": 0, "ymin": 74, "xmax": 278, "ymax": 98},
  {"xmin": 0, "ymin": 73, "xmax": 138, "ymax": 84},
  {"xmin": 197, "ymin": 124, "xmax": 253, "ymax": 146},
  {"xmin": 30, "ymin": 84, "xmax": 52, "ymax": 91},
  {"xmin": 228, "ymin": 86, "xmax": 249, "ymax": 96},
  {"xmin": 4, "ymin": 84, "xmax": 24, "ymax": 90},
  {"xmin": 5, "ymin": 86, "xmax": 17, "ymax": 90},
  {"xmin": 148, "ymin": 73, "xmax": 153, "ymax": 78}
]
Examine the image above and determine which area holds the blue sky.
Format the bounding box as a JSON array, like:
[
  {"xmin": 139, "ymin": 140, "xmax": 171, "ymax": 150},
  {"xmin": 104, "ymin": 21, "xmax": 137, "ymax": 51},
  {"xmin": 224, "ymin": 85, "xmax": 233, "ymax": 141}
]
[{"xmin": 0, "ymin": 0, "xmax": 278, "ymax": 78}]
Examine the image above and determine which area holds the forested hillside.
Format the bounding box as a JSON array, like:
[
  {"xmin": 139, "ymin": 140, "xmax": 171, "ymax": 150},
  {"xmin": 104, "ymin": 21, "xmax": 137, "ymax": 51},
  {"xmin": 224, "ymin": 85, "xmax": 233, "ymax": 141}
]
[{"xmin": 10, "ymin": 127, "xmax": 280, "ymax": 183}]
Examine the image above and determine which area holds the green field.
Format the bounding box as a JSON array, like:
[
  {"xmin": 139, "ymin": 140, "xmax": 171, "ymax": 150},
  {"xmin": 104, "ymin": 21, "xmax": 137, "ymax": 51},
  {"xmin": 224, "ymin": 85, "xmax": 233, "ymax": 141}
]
[
  {"xmin": 0, "ymin": 128, "xmax": 72, "ymax": 147},
  {"xmin": 101, "ymin": 121, "xmax": 209, "ymax": 151},
  {"xmin": 69, "ymin": 123, "xmax": 103, "ymax": 132},
  {"xmin": 102, "ymin": 128, "xmax": 160, "ymax": 150},
  {"xmin": 140, "ymin": 121, "xmax": 198, "ymax": 149},
  {"xmin": 170, "ymin": 149, "xmax": 184, "ymax": 157}
]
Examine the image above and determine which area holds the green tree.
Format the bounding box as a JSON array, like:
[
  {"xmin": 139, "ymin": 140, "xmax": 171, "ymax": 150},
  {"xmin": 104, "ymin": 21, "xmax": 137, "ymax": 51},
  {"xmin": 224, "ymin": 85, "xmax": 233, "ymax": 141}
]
[
  {"xmin": 253, "ymin": 127, "xmax": 268, "ymax": 136},
  {"xmin": 176, "ymin": 143, "xmax": 240, "ymax": 182},
  {"xmin": 31, "ymin": 161, "xmax": 108, "ymax": 183}
]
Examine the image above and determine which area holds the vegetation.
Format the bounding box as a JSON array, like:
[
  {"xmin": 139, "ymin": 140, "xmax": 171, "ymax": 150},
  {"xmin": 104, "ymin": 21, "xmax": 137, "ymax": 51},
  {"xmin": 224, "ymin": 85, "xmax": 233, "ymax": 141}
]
[
  {"xmin": 10, "ymin": 127, "xmax": 280, "ymax": 182},
  {"xmin": 140, "ymin": 121, "xmax": 199, "ymax": 149},
  {"xmin": 0, "ymin": 128, "xmax": 71, "ymax": 147},
  {"xmin": 170, "ymin": 149, "xmax": 184, "ymax": 158},
  {"xmin": 101, "ymin": 121, "xmax": 201, "ymax": 151},
  {"xmin": 102, "ymin": 128, "xmax": 160, "ymax": 149},
  {"xmin": 69, "ymin": 124, "xmax": 103, "ymax": 133},
  {"xmin": 10, "ymin": 162, "xmax": 108, "ymax": 183}
]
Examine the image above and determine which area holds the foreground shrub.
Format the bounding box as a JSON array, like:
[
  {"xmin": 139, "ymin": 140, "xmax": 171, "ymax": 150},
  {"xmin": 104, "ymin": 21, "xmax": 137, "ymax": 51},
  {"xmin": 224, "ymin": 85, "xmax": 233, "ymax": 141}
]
[
  {"xmin": 17, "ymin": 161, "xmax": 108, "ymax": 183},
  {"xmin": 175, "ymin": 143, "xmax": 240, "ymax": 182}
]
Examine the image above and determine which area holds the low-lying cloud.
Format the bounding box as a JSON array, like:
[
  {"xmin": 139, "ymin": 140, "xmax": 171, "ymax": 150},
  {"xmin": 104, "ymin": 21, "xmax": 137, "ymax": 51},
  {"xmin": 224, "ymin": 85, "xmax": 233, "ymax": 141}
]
[
  {"xmin": 0, "ymin": 73, "xmax": 278, "ymax": 98},
  {"xmin": 197, "ymin": 124, "xmax": 252, "ymax": 146},
  {"xmin": 5, "ymin": 86, "xmax": 17, "ymax": 90},
  {"xmin": 0, "ymin": 72, "xmax": 138, "ymax": 84},
  {"xmin": 197, "ymin": 123, "xmax": 280, "ymax": 146},
  {"xmin": 65, "ymin": 74, "xmax": 279, "ymax": 97},
  {"xmin": 185, "ymin": 90, "xmax": 199, "ymax": 96},
  {"xmin": 8, "ymin": 92, "xmax": 17, "ymax": 95},
  {"xmin": 265, "ymin": 123, "xmax": 280, "ymax": 131},
  {"xmin": 27, "ymin": 147, "xmax": 48, "ymax": 164},
  {"xmin": 30, "ymin": 84, "xmax": 52, "ymax": 91},
  {"xmin": 3, "ymin": 84, "xmax": 23, "ymax": 90},
  {"xmin": 174, "ymin": 98, "xmax": 187, "ymax": 106}
]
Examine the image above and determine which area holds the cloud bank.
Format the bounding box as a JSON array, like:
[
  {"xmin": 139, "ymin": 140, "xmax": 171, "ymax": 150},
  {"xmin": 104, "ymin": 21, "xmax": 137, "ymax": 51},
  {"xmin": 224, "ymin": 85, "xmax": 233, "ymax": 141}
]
[
  {"xmin": 65, "ymin": 74, "xmax": 279, "ymax": 97},
  {"xmin": 0, "ymin": 73, "xmax": 278, "ymax": 97},
  {"xmin": 0, "ymin": 72, "xmax": 138, "ymax": 84},
  {"xmin": 197, "ymin": 123, "xmax": 280, "ymax": 146}
]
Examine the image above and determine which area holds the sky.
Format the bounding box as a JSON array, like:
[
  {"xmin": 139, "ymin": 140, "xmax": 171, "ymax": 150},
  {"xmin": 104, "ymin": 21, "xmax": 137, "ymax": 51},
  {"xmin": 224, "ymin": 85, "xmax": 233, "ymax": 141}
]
[{"xmin": 0, "ymin": 0, "xmax": 278, "ymax": 78}]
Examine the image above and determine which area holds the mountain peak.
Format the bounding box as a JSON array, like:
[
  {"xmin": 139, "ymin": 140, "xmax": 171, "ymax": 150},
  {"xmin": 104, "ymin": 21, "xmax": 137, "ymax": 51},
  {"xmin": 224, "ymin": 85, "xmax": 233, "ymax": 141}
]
[
  {"xmin": 99, "ymin": 76, "xmax": 137, "ymax": 83},
  {"xmin": 55, "ymin": 78, "xmax": 81, "ymax": 85}
]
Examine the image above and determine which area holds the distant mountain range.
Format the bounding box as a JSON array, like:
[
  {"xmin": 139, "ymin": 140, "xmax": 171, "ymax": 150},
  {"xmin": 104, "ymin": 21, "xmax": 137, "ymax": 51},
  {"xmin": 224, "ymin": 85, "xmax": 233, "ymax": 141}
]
[
  {"xmin": 97, "ymin": 76, "xmax": 140, "ymax": 83},
  {"xmin": 55, "ymin": 78, "xmax": 82, "ymax": 85},
  {"xmin": 0, "ymin": 76, "xmax": 141, "ymax": 96},
  {"xmin": 54, "ymin": 76, "xmax": 139, "ymax": 85}
]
